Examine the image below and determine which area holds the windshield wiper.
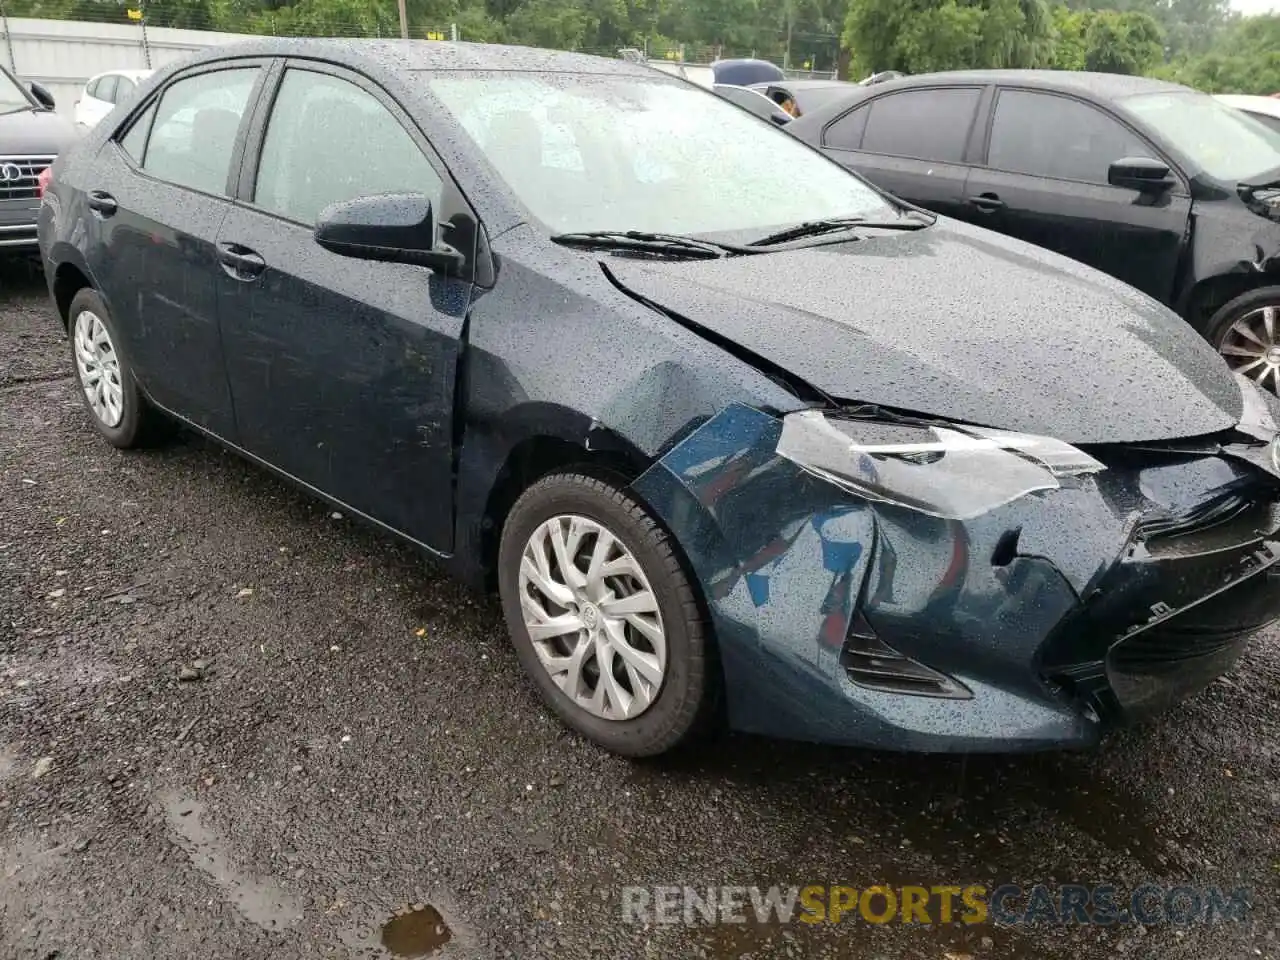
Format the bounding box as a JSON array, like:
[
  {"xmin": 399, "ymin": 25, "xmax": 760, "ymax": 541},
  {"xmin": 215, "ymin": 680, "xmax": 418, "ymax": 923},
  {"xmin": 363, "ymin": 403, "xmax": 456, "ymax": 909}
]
[
  {"xmin": 749, "ymin": 212, "xmax": 934, "ymax": 247},
  {"xmin": 551, "ymin": 230, "xmax": 753, "ymax": 260}
]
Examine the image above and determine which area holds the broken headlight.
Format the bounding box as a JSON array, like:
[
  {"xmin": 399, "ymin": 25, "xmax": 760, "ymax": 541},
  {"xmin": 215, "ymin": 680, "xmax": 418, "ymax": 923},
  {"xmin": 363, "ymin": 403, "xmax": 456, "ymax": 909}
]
[{"xmin": 776, "ymin": 409, "xmax": 1105, "ymax": 520}]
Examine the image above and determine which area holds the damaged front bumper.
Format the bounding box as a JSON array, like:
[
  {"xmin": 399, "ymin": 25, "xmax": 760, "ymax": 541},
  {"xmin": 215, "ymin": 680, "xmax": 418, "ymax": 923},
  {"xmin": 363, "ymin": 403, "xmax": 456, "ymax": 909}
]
[{"xmin": 632, "ymin": 397, "xmax": 1280, "ymax": 752}]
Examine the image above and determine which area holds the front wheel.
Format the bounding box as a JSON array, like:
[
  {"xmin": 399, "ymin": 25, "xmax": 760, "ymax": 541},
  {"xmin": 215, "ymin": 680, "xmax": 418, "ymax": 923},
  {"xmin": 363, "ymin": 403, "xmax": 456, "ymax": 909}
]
[
  {"xmin": 497, "ymin": 472, "xmax": 714, "ymax": 757},
  {"xmin": 1207, "ymin": 286, "xmax": 1280, "ymax": 394}
]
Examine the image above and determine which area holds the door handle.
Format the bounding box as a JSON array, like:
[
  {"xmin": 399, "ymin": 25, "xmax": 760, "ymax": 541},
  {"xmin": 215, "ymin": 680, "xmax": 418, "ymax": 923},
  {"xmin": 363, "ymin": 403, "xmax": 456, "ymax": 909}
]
[
  {"xmin": 86, "ymin": 190, "xmax": 117, "ymax": 217},
  {"xmin": 215, "ymin": 242, "xmax": 266, "ymax": 281},
  {"xmin": 967, "ymin": 193, "xmax": 1005, "ymax": 213}
]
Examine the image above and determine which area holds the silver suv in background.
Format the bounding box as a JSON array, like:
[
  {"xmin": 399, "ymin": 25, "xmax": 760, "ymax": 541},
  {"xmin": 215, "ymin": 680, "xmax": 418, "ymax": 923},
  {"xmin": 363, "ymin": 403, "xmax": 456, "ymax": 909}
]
[{"xmin": 0, "ymin": 62, "xmax": 77, "ymax": 253}]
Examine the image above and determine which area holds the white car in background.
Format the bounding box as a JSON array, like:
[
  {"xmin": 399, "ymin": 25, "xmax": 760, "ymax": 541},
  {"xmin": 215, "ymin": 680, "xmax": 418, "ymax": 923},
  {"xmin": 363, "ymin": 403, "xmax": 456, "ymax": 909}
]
[
  {"xmin": 74, "ymin": 69, "xmax": 152, "ymax": 128},
  {"xmin": 1214, "ymin": 94, "xmax": 1280, "ymax": 135}
]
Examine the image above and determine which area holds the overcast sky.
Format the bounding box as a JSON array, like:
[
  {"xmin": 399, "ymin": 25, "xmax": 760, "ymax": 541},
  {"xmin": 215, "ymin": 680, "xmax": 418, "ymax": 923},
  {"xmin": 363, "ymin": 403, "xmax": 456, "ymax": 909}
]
[{"xmin": 1233, "ymin": 0, "xmax": 1279, "ymax": 15}]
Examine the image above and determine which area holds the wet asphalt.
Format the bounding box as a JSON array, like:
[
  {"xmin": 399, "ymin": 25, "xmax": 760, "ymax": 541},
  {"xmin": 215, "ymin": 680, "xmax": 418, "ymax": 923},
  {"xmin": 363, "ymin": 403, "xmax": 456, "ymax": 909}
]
[{"xmin": 1, "ymin": 261, "xmax": 1278, "ymax": 960}]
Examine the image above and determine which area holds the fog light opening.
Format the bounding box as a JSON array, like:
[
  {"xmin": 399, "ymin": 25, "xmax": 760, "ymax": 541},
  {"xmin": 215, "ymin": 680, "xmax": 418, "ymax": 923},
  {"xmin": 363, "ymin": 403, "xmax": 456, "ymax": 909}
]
[{"xmin": 841, "ymin": 613, "xmax": 972, "ymax": 699}]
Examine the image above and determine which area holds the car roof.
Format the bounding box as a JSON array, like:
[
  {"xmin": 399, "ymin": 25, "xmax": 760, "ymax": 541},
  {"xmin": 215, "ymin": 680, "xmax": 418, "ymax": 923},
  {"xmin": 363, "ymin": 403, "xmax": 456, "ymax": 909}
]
[
  {"xmin": 1215, "ymin": 93, "xmax": 1280, "ymax": 118},
  {"xmin": 174, "ymin": 38, "xmax": 665, "ymax": 79},
  {"xmin": 862, "ymin": 68, "xmax": 1188, "ymax": 100},
  {"xmin": 750, "ymin": 78, "xmax": 848, "ymax": 91},
  {"xmin": 88, "ymin": 68, "xmax": 152, "ymax": 83}
]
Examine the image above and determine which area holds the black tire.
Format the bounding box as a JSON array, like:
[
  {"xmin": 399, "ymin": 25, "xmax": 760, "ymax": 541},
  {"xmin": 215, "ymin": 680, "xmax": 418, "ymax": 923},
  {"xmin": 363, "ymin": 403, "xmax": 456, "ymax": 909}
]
[
  {"xmin": 497, "ymin": 472, "xmax": 715, "ymax": 757},
  {"xmin": 1205, "ymin": 286, "xmax": 1280, "ymax": 392},
  {"xmin": 66, "ymin": 288, "xmax": 166, "ymax": 448}
]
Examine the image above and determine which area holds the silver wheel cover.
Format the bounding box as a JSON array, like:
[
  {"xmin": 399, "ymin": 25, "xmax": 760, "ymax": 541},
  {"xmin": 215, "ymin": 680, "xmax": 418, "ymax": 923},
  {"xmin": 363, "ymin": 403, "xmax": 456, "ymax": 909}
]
[
  {"xmin": 518, "ymin": 514, "xmax": 667, "ymax": 720},
  {"xmin": 1221, "ymin": 304, "xmax": 1280, "ymax": 393},
  {"xmin": 73, "ymin": 309, "xmax": 124, "ymax": 428}
]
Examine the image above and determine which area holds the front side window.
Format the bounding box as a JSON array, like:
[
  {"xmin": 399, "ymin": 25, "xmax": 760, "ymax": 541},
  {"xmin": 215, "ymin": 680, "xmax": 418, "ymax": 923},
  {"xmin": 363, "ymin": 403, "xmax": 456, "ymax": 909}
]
[
  {"xmin": 1123, "ymin": 90, "xmax": 1280, "ymax": 184},
  {"xmin": 425, "ymin": 71, "xmax": 900, "ymax": 236},
  {"xmin": 253, "ymin": 69, "xmax": 443, "ymax": 226},
  {"xmin": 988, "ymin": 90, "xmax": 1150, "ymax": 185},
  {"xmin": 859, "ymin": 88, "xmax": 981, "ymax": 164},
  {"xmin": 141, "ymin": 67, "xmax": 259, "ymax": 196}
]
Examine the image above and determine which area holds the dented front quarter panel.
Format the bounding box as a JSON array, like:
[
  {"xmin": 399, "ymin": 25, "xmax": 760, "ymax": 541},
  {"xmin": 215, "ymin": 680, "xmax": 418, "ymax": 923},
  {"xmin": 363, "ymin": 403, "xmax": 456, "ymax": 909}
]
[{"xmin": 448, "ymin": 226, "xmax": 804, "ymax": 586}]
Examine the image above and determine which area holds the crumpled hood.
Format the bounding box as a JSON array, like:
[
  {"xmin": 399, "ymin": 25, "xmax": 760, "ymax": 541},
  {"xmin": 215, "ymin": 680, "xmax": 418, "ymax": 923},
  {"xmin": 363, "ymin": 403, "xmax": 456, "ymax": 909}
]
[{"xmin": 605, "ymin": 218, "xmax": 1243, "ymax": 444}]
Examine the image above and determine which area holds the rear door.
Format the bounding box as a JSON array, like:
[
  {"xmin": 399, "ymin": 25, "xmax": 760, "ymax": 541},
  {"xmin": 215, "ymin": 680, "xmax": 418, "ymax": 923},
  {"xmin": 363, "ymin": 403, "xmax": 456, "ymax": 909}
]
[
  {"xmin": 85, "ymin": 60, "xmax": 270, "ymax": 437},
  {"xmin": 214, "ymin": 61, "xmax": 474, "ymax": 551},
  {"xmin": 965, "ymin": 88, "xmax": 1191, "ymax": 304},
  {"xmin": 817, "ymin": 86, "xmax": 984, "ymax": 219}
]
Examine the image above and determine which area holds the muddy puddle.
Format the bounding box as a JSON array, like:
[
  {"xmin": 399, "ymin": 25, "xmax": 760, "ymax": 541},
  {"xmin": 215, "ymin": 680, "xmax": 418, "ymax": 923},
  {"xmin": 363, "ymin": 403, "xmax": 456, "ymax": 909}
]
[{"xmin": 380, "ymin": 904, "xmax": 452, "ymax": 957}]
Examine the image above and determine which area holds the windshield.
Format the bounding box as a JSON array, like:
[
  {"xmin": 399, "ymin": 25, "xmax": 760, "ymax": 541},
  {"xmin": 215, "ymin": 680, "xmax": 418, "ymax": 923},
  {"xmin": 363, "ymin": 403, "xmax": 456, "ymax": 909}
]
[
  {"xmin": 0, "ymin": 68, "xmax": 31, "ymax": 114},
  {"xmin": 1124, "ymin": 90, "xmax": 1280, "ymax": 183},
  {"xmin": 424, "ymin": 72, "xmax": 899, "ymax": 236}
]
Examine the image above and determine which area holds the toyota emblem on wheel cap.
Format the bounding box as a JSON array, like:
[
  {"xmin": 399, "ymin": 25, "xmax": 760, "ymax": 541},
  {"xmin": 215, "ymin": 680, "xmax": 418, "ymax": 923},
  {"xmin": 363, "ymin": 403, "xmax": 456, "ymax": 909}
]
[{"xmin": 0, "ymin": 163, "xmax": 23, "ymax": 182}]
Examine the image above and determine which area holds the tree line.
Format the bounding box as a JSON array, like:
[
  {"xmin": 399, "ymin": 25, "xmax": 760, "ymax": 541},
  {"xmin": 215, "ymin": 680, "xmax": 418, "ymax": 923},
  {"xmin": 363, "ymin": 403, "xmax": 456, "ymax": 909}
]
[{"xmin": 3, "ymin": 0, "xmax": 1277, "ymax": 95}]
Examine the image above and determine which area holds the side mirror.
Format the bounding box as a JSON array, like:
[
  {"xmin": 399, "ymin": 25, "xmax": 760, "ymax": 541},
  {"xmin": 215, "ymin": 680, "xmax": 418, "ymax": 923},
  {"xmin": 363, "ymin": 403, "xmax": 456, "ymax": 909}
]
[
  {"xmin": 1108, "ymin": 156, "xmax": 1174, "ymax": 192},
  {"xmin": 313, "ymin": 193, "xmax": 462, "ymax": 273},
  {"xmin": 28, "ymin": 81, "xmax": 55, "ymax": 110}
]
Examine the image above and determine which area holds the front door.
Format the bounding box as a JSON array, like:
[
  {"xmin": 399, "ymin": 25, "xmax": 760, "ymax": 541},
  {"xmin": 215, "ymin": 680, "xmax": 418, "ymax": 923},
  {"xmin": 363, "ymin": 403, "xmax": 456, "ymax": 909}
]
[
  {"xmin": 215, "ymin": 63, "xmax": 471, "ymax": 552},
  {"xmin": 965, "ymin": 88, "xmax": 1191, "ymax": 305}
]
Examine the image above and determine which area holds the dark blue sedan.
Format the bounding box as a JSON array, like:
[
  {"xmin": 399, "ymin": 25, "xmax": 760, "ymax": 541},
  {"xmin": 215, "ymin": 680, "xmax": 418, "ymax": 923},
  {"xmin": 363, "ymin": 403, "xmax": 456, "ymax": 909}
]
[{"xmin": 37, "ymin": 39, "xmax": 1280, "ymax": 757}]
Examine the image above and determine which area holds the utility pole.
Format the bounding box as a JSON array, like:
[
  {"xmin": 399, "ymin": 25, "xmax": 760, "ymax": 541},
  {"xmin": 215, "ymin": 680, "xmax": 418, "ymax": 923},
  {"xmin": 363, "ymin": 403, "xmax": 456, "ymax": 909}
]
[
  {"xmin": 397, "ymin": 0, "xmax": 408, "ymax": 38},
  {"xmin": 783, "ymin": 0, "xmax": 793, "ymax": 70}
]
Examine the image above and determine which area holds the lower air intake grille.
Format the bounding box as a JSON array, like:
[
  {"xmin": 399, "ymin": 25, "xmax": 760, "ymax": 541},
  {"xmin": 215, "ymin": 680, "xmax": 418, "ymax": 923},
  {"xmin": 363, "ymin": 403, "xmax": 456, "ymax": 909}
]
[{"xmin": 841, "ymin": 614, "xmax": 971, "ymax": 699}]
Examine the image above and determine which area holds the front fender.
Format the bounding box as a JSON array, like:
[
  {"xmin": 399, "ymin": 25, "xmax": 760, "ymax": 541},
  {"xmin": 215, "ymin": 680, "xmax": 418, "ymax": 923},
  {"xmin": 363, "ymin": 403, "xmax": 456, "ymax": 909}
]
[{"xmin": 1175, "ymin": 201, "xmax": 1280, "ymax": 324}]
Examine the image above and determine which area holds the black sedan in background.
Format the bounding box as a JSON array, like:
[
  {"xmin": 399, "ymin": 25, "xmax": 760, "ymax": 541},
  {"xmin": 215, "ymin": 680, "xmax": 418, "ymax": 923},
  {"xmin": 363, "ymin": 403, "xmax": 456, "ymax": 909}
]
[
  {"xmin": 37, "ymin": 41, "xmax": 1280, "ymax": 758},
  {"xmin": 787, "ymin": 70, "xmax": 1280, "ymax": 393}
]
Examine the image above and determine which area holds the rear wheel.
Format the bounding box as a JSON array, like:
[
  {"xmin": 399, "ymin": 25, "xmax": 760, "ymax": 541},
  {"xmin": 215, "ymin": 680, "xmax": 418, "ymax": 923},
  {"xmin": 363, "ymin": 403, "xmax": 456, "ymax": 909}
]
[
  {"xmin": 497, "ymin": 472, "xmax": 713, "ymax": 757},
  {"xmin": 1207, "ymin": 286, "xmax": 1280, "ymax": 394},
  {"xmin": 67, "ymin": 288, "xmax": 165, "ymax": 448}
]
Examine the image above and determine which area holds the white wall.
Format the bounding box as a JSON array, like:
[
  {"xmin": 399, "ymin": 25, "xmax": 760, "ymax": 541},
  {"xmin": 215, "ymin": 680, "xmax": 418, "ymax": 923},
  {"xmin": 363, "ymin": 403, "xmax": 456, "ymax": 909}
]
[{"xmin": 0, "ymin": 17, "xmax": 261, "ymax": 117}]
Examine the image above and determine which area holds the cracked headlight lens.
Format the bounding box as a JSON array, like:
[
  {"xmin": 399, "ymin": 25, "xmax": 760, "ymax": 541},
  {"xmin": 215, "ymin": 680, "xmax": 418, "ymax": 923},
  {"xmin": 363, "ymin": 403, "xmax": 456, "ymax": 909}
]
[{"xmin": 776, "ymin": 409, "xmax": 1105, "ymax": 519}]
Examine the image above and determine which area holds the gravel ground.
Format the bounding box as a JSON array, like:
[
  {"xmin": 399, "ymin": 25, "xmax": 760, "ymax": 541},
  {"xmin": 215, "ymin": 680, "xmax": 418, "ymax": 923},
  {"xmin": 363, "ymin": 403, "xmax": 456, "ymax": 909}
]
[{"xmin": 2, "ymin": 260, "xmax": 1279, "ymax": 960}]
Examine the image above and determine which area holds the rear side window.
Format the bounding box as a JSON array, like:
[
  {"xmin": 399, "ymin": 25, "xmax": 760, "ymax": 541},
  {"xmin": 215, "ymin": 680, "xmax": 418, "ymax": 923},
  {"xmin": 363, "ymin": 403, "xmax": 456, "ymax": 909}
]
[
  {"xmin": 987, "ymin": 90, "xmax": 1150, "ymax": 185},
  {"xmin": 115, "ymin": 77, "xmax": 136, "ymax": 104},
  {"xmin": 824, "ymin": 103, "xmax": 870, "ymax": 150},
  {"xmin": 98, "ymin": 75, "xmax": 119, "ymax": 104},
  {"xmin": 859, "ymin": 88, "xmax": 980, "ymax": 163},
  {"xmin": 86, "ymin": 77, "xmax": 101, "ymax": 99},
  {"xmin": 252, "ymin": 69, "xmax": 442, "ymax": 226},
  {"xmin": 140, "ymin": 67, "xmax": 258, "ymax": 196}
]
